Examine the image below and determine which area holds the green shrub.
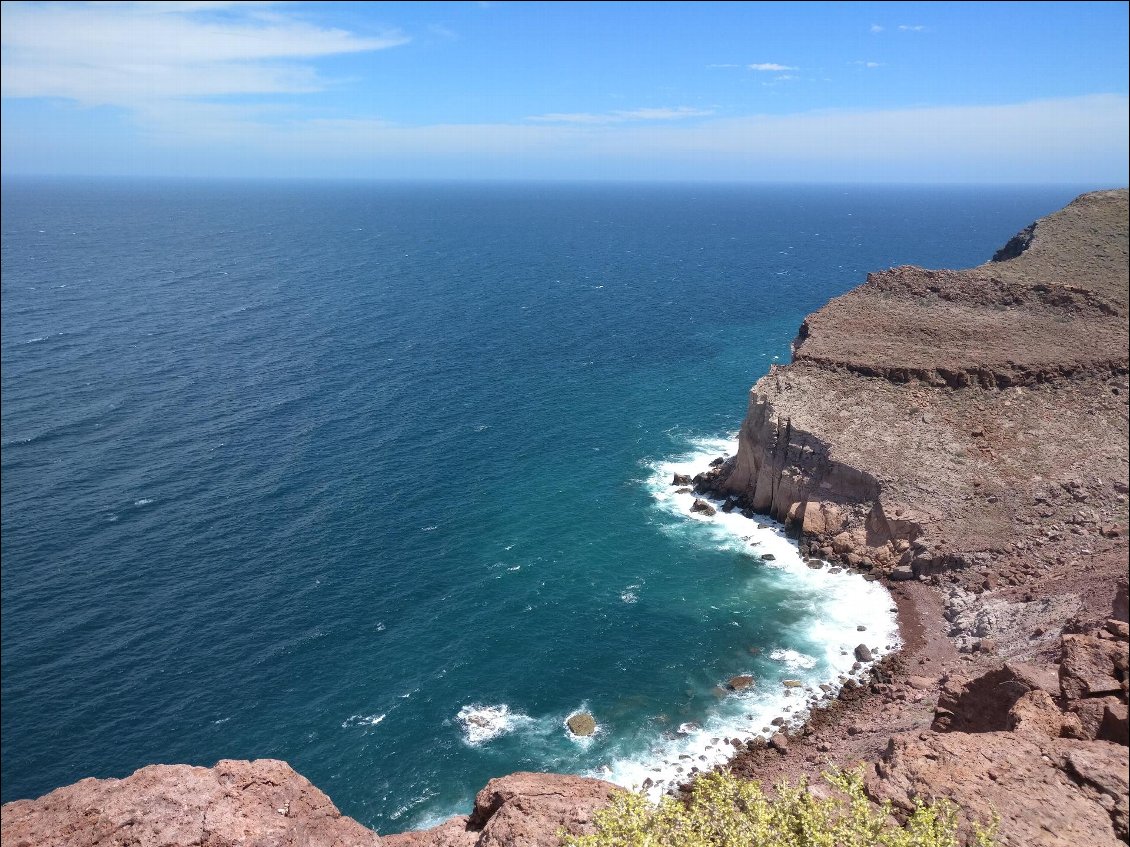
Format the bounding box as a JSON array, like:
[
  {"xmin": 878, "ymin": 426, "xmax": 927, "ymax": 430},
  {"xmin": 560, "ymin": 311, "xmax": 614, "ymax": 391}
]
[{"xmin": 563, "ymin": 766, "xmax": 998, "ymax": 847}]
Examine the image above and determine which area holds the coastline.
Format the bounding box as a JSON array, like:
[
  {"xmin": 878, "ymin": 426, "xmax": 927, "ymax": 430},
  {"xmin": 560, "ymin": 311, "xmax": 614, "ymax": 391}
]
[
  {"xmin": 4, "ymin": 189, "xmax": 1127, "ymax": 847},
  {"xmin": 626, "ymin": 436, "xmax": 903, "ymax": 799}
]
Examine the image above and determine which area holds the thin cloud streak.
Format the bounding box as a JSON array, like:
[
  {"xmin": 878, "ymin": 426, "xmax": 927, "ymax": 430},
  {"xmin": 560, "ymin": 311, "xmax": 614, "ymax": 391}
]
[
  {"xmin": 525, "ymin": 106, "xmax": 714, "ymax": 124},
  {"xmin": 0, "ymin": 2, "xmax": 408, "ymax": 104}
]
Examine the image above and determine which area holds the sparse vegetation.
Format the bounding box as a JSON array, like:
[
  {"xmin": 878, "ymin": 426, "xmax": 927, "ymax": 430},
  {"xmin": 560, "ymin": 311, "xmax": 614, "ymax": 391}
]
[{"xmin": 563, "ymin": 767, "xmax": 998, "ymax": 847}]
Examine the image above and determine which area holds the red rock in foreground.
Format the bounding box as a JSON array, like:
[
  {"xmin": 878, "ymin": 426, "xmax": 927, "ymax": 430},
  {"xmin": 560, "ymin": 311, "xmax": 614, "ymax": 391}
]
[
  {"xmin": 0, "ymin": 759, "xmax": 383, "ymax": 847},
  {"xmin": 0, "ymin": 762, "xmax": 620, "ymax": 847},
  {"xmin": 383, "ymin": 772, "xmax": 621, "ymax": 847}
]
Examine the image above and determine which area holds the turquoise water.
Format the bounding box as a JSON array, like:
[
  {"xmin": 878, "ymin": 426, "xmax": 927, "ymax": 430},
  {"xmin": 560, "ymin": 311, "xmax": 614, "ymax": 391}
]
[{"xmin": 0, "ymin": 181, "xmax": 1086, "ymax": 830}]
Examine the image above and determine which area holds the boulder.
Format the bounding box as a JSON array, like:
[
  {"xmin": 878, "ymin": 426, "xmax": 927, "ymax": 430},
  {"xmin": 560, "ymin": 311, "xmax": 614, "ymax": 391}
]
[
  {"xmin": 854, "ymin": 644, "xmax": 873, "ymax": 662},
  {"xmin": 933, "ymin": 665, "xmax": 1038, "ymax": 733},
  {"xmin": 388, "ymin": 772, "xmax": 621, "ymax": 847},
  {"xmin": 0, "ymin": 759, "xmax": 382, "ymax": 847},
  {"xmin": 690, "ymin": 499, "xmax": 716, "ymax": 517},
  {"xmin": 726, "ymin": 675, "xmax": 755, "ymax": 692},
  {"xmin": 1007, "ymin": 689, "xmax": 1067, "ymax": 739},
  {"xmin": 672, "ymin": 473, "xmax": 692, "ymax": 486},
  {"xmin": 768, "ymin": 733, "xmax": 789, "ymax": 753},
  {"xmin": 1099, "ymin": 701, "xmax": 1129, "ymax": 745},
  {"xmin": 1060, "ymin": 635, "xmax": 1126, "ymax": 701},
  {"xmin": 1069, "ymin": 697, "xmax": 1126, "ymax": 742},
  {"xmin": 566, "ymin": 712, "xmax": 597, "ymax": 737},
  {"xmin": 866, "ymin": 731, "xmax": 1129, "ymax": 846}
]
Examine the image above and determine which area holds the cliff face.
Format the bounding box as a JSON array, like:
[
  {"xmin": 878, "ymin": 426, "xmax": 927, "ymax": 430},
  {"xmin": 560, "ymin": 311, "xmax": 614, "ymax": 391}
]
[{"xmin": 717, "ymin": 189, "xmax": 1129, "ymax": 599}]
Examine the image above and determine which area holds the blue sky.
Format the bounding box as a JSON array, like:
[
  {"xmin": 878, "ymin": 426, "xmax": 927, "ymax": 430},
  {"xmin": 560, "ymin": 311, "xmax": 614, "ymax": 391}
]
[{"xmin": 1, "ymin": 1, "xmax": 1127, "ymax": 182}]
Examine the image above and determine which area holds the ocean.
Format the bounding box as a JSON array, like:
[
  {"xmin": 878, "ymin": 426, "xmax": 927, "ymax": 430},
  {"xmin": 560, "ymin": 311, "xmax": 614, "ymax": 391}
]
[{"xmin": 0, "ymin": 180, "xmax": 1087, "ymax": 831}]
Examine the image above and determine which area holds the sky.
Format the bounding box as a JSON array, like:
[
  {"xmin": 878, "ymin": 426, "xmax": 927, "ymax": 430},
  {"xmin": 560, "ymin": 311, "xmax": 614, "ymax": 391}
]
[{"xmin": 1, "ymin": 1, "xmax": 1127, "ymax": 182}]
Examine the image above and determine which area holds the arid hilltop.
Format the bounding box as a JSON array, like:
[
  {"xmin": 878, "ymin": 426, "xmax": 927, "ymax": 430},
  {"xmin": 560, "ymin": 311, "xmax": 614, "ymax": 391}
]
[
  {"xmin": 3, "ymin": 191, "xmax": 1127, "ymax": 847},
  {"xmin": 715, "ymin": 190, "xmax": 1128, "ymax": 618}
]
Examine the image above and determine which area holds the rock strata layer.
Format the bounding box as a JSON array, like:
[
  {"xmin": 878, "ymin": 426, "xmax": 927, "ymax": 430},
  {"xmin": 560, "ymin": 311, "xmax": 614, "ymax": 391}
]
[{"xmin": 713, "ymin": 190, "xmax": 1128, "ymax": 600}]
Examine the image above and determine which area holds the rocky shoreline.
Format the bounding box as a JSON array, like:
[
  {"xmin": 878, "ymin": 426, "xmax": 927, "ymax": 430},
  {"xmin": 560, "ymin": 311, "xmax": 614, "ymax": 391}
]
[
  {"xmin": 684, "ymin": 188, "xmax": 1130, "ymax": 846},
  {"xmin": 3, "ymin": 190, "xmax": 1127, "ymax": 846}
]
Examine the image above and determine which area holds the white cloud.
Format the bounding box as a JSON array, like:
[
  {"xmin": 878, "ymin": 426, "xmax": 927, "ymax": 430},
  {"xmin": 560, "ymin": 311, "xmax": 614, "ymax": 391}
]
[
  {"xmin": 525, "ymin": 106, "xmax": 714, "ymax": 124},
  {"xmin": 870, "ymin": 24, "xmax": 884, "ymax": 33},
  {"xmin": 0, "ymin": 1, "xmax": 408, "ymax": 105},
  {"xmin": 854, "ymin": 61, "xmax": 884, "ymax": 68},
  {"xmin": 748, "ymin": 63, "xmax": 796, "ymax": 72},
  {"xmin": 898, "ymin": 24, "xmax": 927, "ymax": 32}
]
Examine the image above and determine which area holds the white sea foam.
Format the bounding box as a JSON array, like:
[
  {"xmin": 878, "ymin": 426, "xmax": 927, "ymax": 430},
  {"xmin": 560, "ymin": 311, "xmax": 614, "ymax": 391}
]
[
  {"xmin": 563, "ymin": 707, "xmax": 602, "ymax": 749},
  {"xmin": 769, "ymin": 649, "xmax": 817, "ymax": 670},
  {"xmin": 592, "ymin": 435, "xmax": 902, "ymax": 800},
  {"xmin": 342, "ymin": 713, "xmax": 386, "ymax": 728},
  {"xmin": 133, "ymin": 498, "xmax": 153, "ymax": 507},
  {"xmin": 456, "ymin": 703, "xmax": 533, "ymax": 745}
]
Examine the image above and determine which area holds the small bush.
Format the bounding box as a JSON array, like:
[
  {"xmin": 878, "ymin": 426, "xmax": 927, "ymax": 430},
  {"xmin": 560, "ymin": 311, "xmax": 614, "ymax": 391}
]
[{"xmin": 563, "ymin": 766, "xmax": 997, "ymax": 847}]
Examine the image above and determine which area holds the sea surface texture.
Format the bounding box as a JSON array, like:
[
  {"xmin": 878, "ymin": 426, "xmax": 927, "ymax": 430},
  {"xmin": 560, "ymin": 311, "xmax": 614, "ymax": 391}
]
[{"xmin": 0, "ymin": 181, "xmax": 1084, "ymax": 830}]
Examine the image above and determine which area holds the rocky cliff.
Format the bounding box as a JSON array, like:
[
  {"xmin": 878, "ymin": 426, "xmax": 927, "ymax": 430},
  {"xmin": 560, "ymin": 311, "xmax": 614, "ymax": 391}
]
[
  {"xmin": 0, "ymin": 763, "xmax": 619, "ymax": 847},
  {"xmin": 698, "ymin": 188, "xmax": 1130, "ymax": 845},
  {"xmin": 712, "ymin": 189, "xmax": 1128, "ymax": 601}
]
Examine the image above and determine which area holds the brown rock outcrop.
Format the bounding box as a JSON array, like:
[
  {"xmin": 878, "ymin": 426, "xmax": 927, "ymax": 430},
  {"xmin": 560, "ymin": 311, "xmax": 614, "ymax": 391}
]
[
  {"xmin": 716, "ymin": 189, "xmax": 1129, "ymax": 588},
  {"xmin": 0, "ymin": 759, "xmax": 382, "ymax": 847},
  {"xmin": 715, "ymin": 190, "xmax": 1129, "ymax": 846},
  {"xmin": 866, "ymin": 731, "xmax": 1129, "ymax": 847},
  {"xmin": 384, "ymin": 772, "xmax": 620, "ymax": 847}
]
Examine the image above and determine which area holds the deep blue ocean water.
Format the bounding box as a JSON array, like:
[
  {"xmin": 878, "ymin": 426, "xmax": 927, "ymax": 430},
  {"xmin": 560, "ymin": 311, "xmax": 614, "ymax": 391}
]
[{"xmin": 1, "ymin": 180, "xmax": 1088, "ymax": 831}]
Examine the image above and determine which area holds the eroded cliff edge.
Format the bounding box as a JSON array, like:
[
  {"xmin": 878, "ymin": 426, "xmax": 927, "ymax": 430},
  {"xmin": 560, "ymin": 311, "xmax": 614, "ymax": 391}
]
[{"xmin": 711, "ymin": 189, "xmax": 1128, "ymax": 608}]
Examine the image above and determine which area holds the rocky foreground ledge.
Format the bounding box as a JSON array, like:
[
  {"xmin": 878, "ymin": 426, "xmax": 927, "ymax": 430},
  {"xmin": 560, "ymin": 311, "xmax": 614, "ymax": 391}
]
[
  {"xmin": 0, "ymin": 762, "xmax": 619, "ymax": 847},
  {"xmin": 3, "ymin": 191, "xmax": 1127, "ymax": 846}
]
